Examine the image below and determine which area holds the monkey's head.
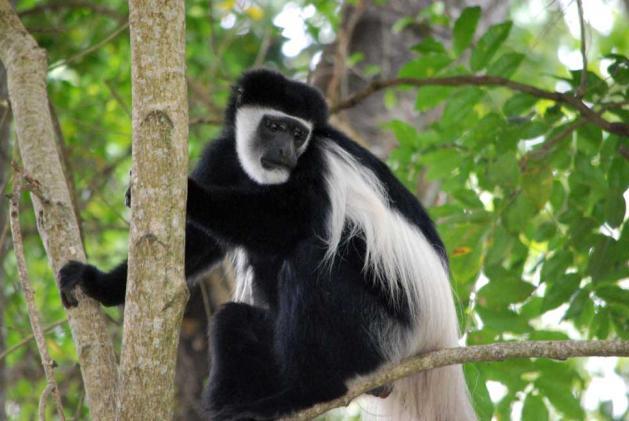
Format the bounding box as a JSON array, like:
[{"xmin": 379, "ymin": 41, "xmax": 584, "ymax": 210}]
[{"xmin": 226, "ymin": 69, "xmax": 328, "ymax": 185}]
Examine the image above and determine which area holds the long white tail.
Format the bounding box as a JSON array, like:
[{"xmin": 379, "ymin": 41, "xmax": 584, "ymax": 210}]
[
  {"xmin": 361, "ymin": 365, "xmax": 475, "ymax": 421},
  {"xmin": 321, "ymin": 140, "xmax": 476, "ymax": 420}
]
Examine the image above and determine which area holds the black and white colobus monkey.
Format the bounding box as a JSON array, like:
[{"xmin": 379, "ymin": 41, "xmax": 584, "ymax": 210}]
[{"xmin": 59, "ymin": 69, "xmax": 475, "ymax": 420}]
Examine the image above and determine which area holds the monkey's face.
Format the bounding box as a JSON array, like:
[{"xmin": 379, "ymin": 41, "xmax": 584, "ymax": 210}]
[{"xmin": 235, "ymin": 107, "xmax": 312, "ymax": 185}]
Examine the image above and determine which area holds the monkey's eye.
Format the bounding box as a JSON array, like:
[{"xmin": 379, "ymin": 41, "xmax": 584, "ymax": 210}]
[
  {"xmin": 264, "ymin": 118, "xmax": 280, "ymax": 132},
  {"xmin": 294, "ymin": 128, "xmax": 309, "ymax": 146}
]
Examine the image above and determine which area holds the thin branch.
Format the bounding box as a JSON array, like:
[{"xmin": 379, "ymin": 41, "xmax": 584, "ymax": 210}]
[
  {"xmin": 523, "ymin": 119, "xmax": 587, "ymax": 164},
  {"xmin": 325, "ymin": 0, "xmax": 366, "ymax": 104},
  {"xmin": 0, "ymin": 318, "xmax": 67, "ymax": 361},
  {"xmin": 18, "ymin": 0, "xmax": 124, "ymax": 21},
  {"xmin": 575, "ymin": 0, "xmax": 588, "ymax": 98},
  {"xmin": 330, "ymin": 76, "xmax": 629, "ymax": 137},
  {"xmin": 9, "ymin": 174, "xmax": 65, "ymax": 421},
  {"xmin": 49, "ymin": 22, "xmax": 129, "ymax": 70},
  {"xmin": 282, "ymin": 339, "xmax": 629, "ymax": 421},
  {"xmin": 10, "ymin": 162, "xmax": 50, "ymax": 204},
  {"xmin": 104, "ymin": 80, "xmax": 131, "ymax": 118},
  {"xmin": 38, "ymin": 383, "xmax": 54, "ymax": 421},
  {"xmin": 189, "ymin": 116, "xmax": 223, "ymax": 126}
]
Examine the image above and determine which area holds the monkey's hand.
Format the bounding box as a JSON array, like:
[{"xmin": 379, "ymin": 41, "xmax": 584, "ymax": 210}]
[{"xmin": 58, "ymin": 261, "xmax": 98, "ymax": 308}]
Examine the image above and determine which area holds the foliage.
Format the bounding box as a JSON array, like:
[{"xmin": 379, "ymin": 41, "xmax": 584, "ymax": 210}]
[{"xmin": 1, "ymin": 0, "xmax": 627, "ymax": 420}]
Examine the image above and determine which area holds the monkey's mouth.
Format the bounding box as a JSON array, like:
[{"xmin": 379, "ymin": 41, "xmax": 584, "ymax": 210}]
[{"xmin": 261, "ymin": 157, "xmax": 293, "ymax": 171}]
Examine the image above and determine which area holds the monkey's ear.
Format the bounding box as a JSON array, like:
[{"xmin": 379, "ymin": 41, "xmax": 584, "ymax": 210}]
[{"xmin": 235, "ymin": 86, "xmax": 244, "ymax": 106}]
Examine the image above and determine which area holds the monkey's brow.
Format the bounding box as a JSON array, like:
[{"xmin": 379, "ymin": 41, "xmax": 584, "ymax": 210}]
[{"xmin": 266, "ymin": 115, "xmax": 309, "ymax": 130}]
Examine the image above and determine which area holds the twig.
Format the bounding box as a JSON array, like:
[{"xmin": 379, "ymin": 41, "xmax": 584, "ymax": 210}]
[
  {"xmin": 38, "ymin": 383, "xmax": 54, "ymax": 421},
  {"xmin": 575, "ymin": 0, "xmax": 588, "ymax": 98},
  {"xmin": 10, "ymin": 162, "xmax": 50, "ymax": 204},
  {"xmin": 18, "ymin": 0, "xmax": 124, "ymax": 21},
  {"xmin": 330, "ymin": 75, "xmax": 629, "ymax": 137},
  {"xmin": 189, "ymin": 116, "xmax": 223, "ymax": 126},
  {"xmin": 49, "ymin": 22, "xmax": 129, "ymax": 70},
  {"xmin": 325, "ymin": 0, "xmax": 366, "ymax": 104},
  {"xmin": 104, "ymin": 80, "xmax": 131, "ymax": 118},
  {"xmin": 282, "ymin": 339, "xmax": 629, "ymax": 421},
  {"xmin": 253, "ymin": 29, "xmax": 272, "ymax": 67},
  {"xmin": 524, "ymin": 119, "xmax": 586, "ymax": 164},
  {"xmin": 9, "ymin": 173, "xmax": 65, "ymax": 420},
  {"xmin": 0, "ymin": 211, "xmax": 9, "ymax": 254},
  {"xmin": 0, "ymin": 318, "xmax": 67, "ymax": 361}
]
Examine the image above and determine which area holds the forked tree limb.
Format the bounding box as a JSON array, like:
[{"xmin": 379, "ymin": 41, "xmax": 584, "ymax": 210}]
[
  {"xmin": 330, "ymin": 76, "xmax": 629, "ymax": 137},
  {"xmin": 282, "ymin": 340, "xmax": 629, "ymax": 421},
  {"xmin": 0, "ymin": 2, "xmax": 117, "ymax": 418},
  {"xmin": 9, "ymin": 175, "xmax": 65, "ymax": 421}
]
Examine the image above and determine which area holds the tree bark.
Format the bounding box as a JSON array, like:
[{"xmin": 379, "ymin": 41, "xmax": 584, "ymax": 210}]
[
  {"xmin": 0, "ymin": 1, "xmax": 117, "ymax": 419},
  {"xmin": 0, "ymin": 49, "xmax": 10, "ymax": 421},
  {"xmin": 117, "ymin": 0, "xmax": 189, "ymax": 419}
]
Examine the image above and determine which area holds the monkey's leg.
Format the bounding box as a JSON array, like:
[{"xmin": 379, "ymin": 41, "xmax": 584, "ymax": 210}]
[{"xmin": 204, "ymin": 302, "xmax": 281, "ymax": 420}]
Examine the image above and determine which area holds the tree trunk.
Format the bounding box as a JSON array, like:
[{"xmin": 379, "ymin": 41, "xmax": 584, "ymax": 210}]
[
  {"xmin": 0, "ymin": 2, "xmax": 117, "ymax": 419},
  {"xmin": 117, "ymin": 0, "xmax": 189, "ymax": 418}
]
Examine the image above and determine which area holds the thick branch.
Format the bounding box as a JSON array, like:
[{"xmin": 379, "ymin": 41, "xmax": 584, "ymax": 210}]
[
  {"xmin": 117, "ymin": 0, "xmax": 189, "ymax": 418},
  {"xmin": 330, "ymin": 76, "xmax": 629, "ymax": 136},
  {"xmin": 10, "ymin": 176, "xmax": 65, "ymax": 420},
  {"xmin": 0, "ymin": 2, "xmax": 117, "ymax": 418},
  {"xmin": 283, "ymin": 340, "xmax": 629, "ymax": 421}
]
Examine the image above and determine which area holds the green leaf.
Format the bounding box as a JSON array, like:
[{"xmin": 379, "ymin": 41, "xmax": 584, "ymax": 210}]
[
  {"xmin": 550, "ymin": 180, "xmax": 566, "ymax": 212},
  {"xmin": 487, "ymin": 152, "xmax": 520, "ymax": 188},
  {"xmin": 541, "ymin": 273, "xmax": 581, "ymax": 312},
  {"xmin": 485, "ymin": 226, "xmax": 515, "ymax": 267},
  {"xmin": 420, "ymin": 149, "xmax": 462, "ymax": 179},
  {"xmin": 589, "ymin": 308, "xmax": 611, "ymax": 339},
  {"xmin": 604, "ymin": 188, "xmax": 625, "ymax": 228},
  {"xmin": 392, "ymin": 16, "xmax": 414, "ymax": 33},
  {"xmin": 385, "ymin": 120, "xmax": 419, "ymax": 148},
  {"xmin": 477, "ymin": 274, "xmax": 535, "ymax": 308},
  {"xmin": 464, "ymin": 364, "xmax": 494, "ymax": 421},
  {"xmin": 587, "ymin": 235, "xmax": 616, "ymax": 282},
  {"xmin": 398, "ymin": 54, "xmax": 452, "ymax": 78},
  {"xmin": 595, "ymin": 285, "xmax": 629, "ymax": 306},
  {"xmin": 536, "ymin": 377, "xmax": 585, "ymax": 419},
  {"xmin": 564, "ymin": 289, "xmax": 589, "ymax": 321},
  {"xmin": 540, "ymin": 250, "xmax": 572, "ymax": 284},
  {"xmin": 528, "ymin": 330, "xmax": 570, "ymax": 341},
  {"xmin": 383, "ymin": 89, "xmax": 397, "ymax": 110},
  {"xmin": 477, "ymin": 306, "xmax": 531, "ymax": 333},
  {"xmin": 576, "ymin": 123, "xmax": 602, "ymax": 153},
  {"xmin": 523, "ymin": 162, "xmax": 553, "ymax": 210},
  {"xmin": 522, "ymin": 394, "xmax": 549, "ymax": 421},
  {"xmin": 412, "ymin": 36, "xmax": 447, "ymax": 54},
  {"xmin": 487, "ymin": 52, "xmax": 524, "ymax": 78},
  {"xmin": 442, "ymin": 87, "xmax": 484, "ymax": 125},
  {"xmin": 605, "ymin": 53, "xmax": 629, "ymax": 84},
  {"xmin": 503, "ymin": 93, "xmax": 538, "ymax": 116},
  {"xmin": 505, "ymin": 194, "xmax": 537, "ymax": 233},
  {"xmin": 453, "ymin": 6, "xmax": 481, "ymax": 55},
  {"xmin": 470, "ymin": 21, "xmax": 513, "ymax": 71},
  {"xmin": 415, "ymin": 85, "xmax": 452, "ymax": 111}
]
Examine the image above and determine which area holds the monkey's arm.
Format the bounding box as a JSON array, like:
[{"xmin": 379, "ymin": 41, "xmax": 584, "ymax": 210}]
[
  {"xmin": 186, "ymin": 178, "xmax": 317, "ymax": 253},
  {"xmin": 58, "ymin": 222, "xmax": 224, "ymax": 308}
]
